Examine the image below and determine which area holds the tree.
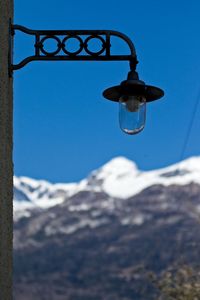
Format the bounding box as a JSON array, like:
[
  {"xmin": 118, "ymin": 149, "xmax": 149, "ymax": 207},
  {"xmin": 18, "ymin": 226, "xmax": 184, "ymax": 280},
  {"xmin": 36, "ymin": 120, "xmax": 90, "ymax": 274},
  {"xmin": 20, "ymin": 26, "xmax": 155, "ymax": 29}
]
[{"xmin": 149, "ymin": 265, "xmax": 200, "ymax": 300}]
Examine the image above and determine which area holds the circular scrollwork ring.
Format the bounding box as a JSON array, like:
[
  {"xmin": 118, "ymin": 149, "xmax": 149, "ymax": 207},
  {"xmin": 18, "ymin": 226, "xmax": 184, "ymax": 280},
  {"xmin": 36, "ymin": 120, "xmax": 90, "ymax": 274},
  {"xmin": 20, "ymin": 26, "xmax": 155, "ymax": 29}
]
[
  {"xmin": 62, "ymin": 36, "xmax": 84, "ymax": 56},
  {"xmin": 84, "ymin": 35, "xmax": 106, "ymax": 56},
  {"xmin": 39, "ymin": 36, "xmax": 62, "ymax": 56}
]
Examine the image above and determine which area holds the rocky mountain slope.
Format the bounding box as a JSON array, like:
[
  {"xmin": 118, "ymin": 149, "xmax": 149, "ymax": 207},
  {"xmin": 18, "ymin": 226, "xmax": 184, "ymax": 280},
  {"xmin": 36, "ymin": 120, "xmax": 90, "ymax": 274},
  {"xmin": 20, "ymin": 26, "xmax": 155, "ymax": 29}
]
[{"xmin": 13, "ymin": 157, "xmax": 200, "ymax": 300}]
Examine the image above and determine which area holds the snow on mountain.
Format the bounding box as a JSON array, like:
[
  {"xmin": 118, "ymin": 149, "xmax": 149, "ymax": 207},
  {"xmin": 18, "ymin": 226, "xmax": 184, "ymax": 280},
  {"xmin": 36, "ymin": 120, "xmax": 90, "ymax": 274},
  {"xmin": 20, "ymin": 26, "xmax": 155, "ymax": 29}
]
[
  {"xmin": 14, "ymin": 156, "xmax": 200, "ymax": 215},
  {"xmin": 13, "ymin": 176, "xmax": 78, "ymax": 216},
  {"xmin": 85, "ymin": 156, "xmax": 200, "ymax": 198}
]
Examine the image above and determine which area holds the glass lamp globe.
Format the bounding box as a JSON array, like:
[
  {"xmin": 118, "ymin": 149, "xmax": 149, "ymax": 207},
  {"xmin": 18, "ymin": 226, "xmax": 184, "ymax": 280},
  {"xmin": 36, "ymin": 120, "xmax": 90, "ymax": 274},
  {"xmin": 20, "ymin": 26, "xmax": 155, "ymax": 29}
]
[{"xmin": 119, "ymin": 95, "xmax": 146, "ymax": 135}]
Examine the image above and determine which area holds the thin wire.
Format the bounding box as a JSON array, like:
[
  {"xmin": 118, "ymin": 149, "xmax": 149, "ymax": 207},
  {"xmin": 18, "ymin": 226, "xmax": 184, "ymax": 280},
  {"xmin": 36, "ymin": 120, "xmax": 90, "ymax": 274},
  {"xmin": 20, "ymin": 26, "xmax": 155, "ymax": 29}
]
[{"xmin": 180, "ymin": 87, "xmax": 200, "ymax": 161}]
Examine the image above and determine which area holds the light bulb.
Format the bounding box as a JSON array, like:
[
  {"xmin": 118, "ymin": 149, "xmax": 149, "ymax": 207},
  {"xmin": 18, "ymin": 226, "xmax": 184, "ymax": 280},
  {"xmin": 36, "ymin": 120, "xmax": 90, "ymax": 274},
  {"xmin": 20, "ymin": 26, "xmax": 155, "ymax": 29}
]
[{"xmin": 119, "ymin": 95, "xmax": 146, "ymax": 135}]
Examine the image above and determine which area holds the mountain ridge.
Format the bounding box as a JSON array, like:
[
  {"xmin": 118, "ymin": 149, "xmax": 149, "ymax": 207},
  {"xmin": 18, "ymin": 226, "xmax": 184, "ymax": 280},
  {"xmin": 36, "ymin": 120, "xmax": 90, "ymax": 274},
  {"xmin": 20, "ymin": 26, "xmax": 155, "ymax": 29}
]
[{"xmin": 14, "ymin": 156, "xmax": 200, "ymax": 215}]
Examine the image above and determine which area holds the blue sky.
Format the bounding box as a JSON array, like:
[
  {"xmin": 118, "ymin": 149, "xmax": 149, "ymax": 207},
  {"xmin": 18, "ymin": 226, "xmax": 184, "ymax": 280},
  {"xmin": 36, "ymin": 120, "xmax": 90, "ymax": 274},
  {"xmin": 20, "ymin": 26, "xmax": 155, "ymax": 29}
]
[{"xmin": 14, "ymin": 0, "xmax": 200, "ymax": 182}]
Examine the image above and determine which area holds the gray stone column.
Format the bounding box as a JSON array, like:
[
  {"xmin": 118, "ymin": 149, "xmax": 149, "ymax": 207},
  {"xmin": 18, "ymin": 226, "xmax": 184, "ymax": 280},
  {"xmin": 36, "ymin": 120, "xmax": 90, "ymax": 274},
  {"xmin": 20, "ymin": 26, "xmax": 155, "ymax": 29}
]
[{"xmin": 0, "ymin": 1, "xmax": 14, "ymax": 299}]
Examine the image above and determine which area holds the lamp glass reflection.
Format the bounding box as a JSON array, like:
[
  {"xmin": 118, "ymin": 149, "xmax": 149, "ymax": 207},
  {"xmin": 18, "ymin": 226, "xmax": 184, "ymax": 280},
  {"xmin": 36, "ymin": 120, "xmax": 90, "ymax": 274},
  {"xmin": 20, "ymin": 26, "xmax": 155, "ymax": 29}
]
[{"xmin": 119, "ymin": 95, "xmax": 146, "ymax": 135}]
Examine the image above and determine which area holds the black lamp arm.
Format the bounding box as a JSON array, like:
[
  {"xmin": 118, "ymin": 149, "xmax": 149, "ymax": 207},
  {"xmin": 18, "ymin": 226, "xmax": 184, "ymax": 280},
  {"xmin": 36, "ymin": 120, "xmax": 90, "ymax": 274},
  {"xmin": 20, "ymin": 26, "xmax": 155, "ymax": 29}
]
[{"xmin": 10, "ymin": 24, "xmax": 138, "ymax": 74}]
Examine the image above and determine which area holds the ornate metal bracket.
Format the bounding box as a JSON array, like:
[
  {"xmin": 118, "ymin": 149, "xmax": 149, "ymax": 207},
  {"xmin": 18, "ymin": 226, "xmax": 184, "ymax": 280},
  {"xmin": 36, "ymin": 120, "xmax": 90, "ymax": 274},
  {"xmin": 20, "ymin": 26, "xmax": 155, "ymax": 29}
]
[{"xmin": 10, "ymin": 24, "xmax": 138, "ymax": 75}]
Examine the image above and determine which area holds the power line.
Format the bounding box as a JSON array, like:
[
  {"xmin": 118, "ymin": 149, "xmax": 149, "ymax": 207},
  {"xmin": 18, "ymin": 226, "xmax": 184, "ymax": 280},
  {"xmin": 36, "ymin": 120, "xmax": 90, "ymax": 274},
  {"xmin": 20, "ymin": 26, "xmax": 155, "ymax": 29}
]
[{"xmin": 180, "ymin": 87, "xmax": 200, "ymax": 160}]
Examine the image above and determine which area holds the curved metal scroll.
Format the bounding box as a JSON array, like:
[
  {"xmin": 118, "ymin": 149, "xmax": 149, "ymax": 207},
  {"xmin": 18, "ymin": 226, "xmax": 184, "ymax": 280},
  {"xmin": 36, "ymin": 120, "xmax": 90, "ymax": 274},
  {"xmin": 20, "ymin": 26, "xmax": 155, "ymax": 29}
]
[{"xmin": 10, "ymin": 25, "xmax": 138, "ymax": 72}]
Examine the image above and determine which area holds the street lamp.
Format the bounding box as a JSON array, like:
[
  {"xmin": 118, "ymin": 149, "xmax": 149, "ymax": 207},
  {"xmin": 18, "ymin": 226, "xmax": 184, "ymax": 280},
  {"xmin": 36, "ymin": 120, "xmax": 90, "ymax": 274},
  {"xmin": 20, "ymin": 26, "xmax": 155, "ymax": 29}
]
[
  {"xmin": 9, "ymin": 24, "xmax": 164, "ymax": 134},
  {"xmin": 103, "ymin": 70, "xmax": 163, "ymax": 134}
]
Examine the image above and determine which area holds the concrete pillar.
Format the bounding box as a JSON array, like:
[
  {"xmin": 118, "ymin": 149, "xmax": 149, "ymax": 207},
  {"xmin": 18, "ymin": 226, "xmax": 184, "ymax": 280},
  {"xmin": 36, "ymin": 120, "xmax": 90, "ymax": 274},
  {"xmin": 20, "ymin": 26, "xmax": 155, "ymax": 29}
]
[{"xmin": 0, "ymin": 0, "xmax": 14, "ymax": 299}]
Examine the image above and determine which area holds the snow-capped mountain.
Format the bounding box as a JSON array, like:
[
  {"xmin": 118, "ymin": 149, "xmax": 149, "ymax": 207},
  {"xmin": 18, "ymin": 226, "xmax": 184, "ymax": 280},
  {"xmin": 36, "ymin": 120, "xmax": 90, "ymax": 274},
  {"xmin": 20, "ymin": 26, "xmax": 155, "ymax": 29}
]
[
  {"xmin": 14, "ymin": 156, "xmax": 200, "ymax": 300},
  {"xmin": 14, "ymin": 156, "xmax": 200, "ymax": 214}
]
